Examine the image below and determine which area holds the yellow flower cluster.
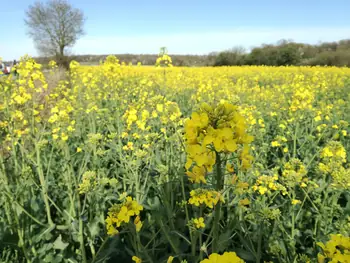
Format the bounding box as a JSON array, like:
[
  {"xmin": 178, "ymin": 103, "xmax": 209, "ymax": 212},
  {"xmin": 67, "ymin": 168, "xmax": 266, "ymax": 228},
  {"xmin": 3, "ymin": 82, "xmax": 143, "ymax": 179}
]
[
  {"xmin": 282, "ymin": 159, "xmax": 308, "ymax": 188},
  {"xmin": 317, "ymin": 234, "xmax": 350, "ymax": 263},
  {"xmin": 192, "ymin": 217, "xmax": 205, "ymax": 229},
  {"xmin": 3, "ymin": 56, "xmax": 48, "ymax": 142},
  {"xmin": 156, "ymin": 54, "xmax": 173, "ymax": 67},
  {"xmin": 78, "ymin": 171, "xmax": 96, "ymax": 194},
  {"xmin": 105, "ymin": 196, "xmax": 143, "ymax": 236},
  {"xmin": 185, "ymin": 102, "xmax": 253, "ymax": 183},
  {"xmin": 320, "ymin": 141, "xmax": 347, "ymax": 168},
  {"xmin": 132, "ymin": 256, "xmax": 142, "ymax": 263},
  {"xmin": 200, "ymin": 252, "xmax": 245, "ymax": 263},
  {"xmin": 271, "ymin": 136, "xmax": 288, "ymax": 148},
  {"xmin": 290, "ymin": 86, "xmax": 314, "ymax": 112},
  {"xmin": 123, "ymin": 99, "xmax": 181, "ymax": 131},
  {"xmin": 329, "ymin": 167, "xmax": 350, "ymax": 189},
  {"xmin": 188, "ymin": 189, "xmax": 225, "ymax": 208},
  {"xmin": 319, "ymin": 141, "xmax": 350, "ymax": 189},
  {"xmin": 49, "ymin": 100, "xmax": 76, "ymax": 141},
  {"xmin": 78, "ymin": 171, "xmax": 119, "ymax": 195},
  {"xmin": 252, "ymin": 173, "xmax": 287, "ymax": 195},
  {"xmin": 48, "ymin": 60, "xmax": 58, "ymax": 69}
]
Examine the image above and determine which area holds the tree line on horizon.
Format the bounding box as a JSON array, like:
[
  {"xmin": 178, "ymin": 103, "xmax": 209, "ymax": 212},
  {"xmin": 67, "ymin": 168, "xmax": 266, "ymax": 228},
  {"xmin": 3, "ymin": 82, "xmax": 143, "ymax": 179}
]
[
  {"xmin": 32, "ymin": 38, "xmax": 350, "ymax": 68},
  {"xmin": 212, "ymin": 39, "xmax": 350, "ymax": 67}
]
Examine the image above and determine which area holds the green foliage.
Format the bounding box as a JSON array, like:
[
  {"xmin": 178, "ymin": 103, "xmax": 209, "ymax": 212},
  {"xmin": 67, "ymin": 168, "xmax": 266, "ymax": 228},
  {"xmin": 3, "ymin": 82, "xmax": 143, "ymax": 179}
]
[
  {"xmin": 214, "ymin": 39, "xmax": 350, "ymax": 67},
  {"xmin": 1, "ymin": 60, "xmax": 350, "ymax": 262},
  {"xmin": 307, "ymin": 51, "xmax": 350, "ymax": 67},
  {"xmin": 214, "ymin": 47, "xmax": 246, "ymax": 66},
  {"xmin": 33, "ymin": 38, "xmax": 350, "ymax": 68}
]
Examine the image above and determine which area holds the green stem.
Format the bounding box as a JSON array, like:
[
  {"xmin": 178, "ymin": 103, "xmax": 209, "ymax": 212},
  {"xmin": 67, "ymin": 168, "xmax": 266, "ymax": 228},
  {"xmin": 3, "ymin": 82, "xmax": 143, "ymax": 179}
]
[
  {"xmin": 136, "ymin": 231, "xmax": 153, "ymax": 263},
  {"xmin": 199, "ymin": 231, "xmax": 203, "ymax": 261},
  {"xmin": 293, "ymin": 123, "xmax": 299, "ymax": 158},
  {"xmin": 36, "ymin": 144, "xmax": 53, "ymax": 225},
  {"xmin": 180, "ymin": 173, "xmax": 195, "ymax": 256},
  {"xmin": 78, "ymin": 200, "xmax": 87, "ymax": 263},
  {"xmin": 3, "ymin": 192, "xmax": 46, "ymax": 227},
  {"xmin": 91, "ymin": 237, "xmax": 109, "ymax": 263},
  {"xmin": 212, "ymin": 151, "xmax": 223, "ymax": 252},
  {"xmin": 301, "ymin": 188, "xmax": 320, "ymax": 213},
  {"xmin": 291, "ymin": 192, "xmax": 296, "ymax": 257},
  {"xmin": 160, "ymin": 219, "xmax": 182, "ymax": 260},
  {"xmin": 256, "ymin": 223, "xmax": 263, "ymax": 263}
]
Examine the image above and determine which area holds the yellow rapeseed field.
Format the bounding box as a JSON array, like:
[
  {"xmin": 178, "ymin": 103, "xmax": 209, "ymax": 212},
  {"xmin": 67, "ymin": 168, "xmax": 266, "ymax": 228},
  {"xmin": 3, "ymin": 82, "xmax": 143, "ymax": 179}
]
[{"xmin": 0, "ymin": 55, "xmax": 349, "ymax": 263}]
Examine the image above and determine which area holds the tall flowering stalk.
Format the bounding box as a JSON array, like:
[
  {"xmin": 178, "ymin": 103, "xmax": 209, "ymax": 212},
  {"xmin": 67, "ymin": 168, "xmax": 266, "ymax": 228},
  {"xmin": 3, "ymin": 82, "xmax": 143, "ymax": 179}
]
[{"xmin": 184, "ymin": 101, "xmax": 254, "ymax": 252}]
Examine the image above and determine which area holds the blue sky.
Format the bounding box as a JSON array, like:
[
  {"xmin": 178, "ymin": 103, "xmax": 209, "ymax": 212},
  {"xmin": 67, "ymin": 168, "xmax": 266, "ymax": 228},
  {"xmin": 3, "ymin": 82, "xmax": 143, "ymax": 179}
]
[{"xmin": 1, "ymin": 0, "xmax": 350, "ymax": 60}]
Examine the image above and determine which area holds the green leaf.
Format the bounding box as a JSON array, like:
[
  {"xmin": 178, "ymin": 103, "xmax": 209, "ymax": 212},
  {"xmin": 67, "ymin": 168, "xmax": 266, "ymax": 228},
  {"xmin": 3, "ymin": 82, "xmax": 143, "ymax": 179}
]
[
  {"xmin": 217, "ymin": 230, "xmax": 232, "ymax": 252},
  {"xmin": 15, "ymin": 205, "xmax": 23, "ymax": 217},
  {"xmin": 53, "ymin": 235, "xmax": 68, "ymax": 250},
  {"xmin": 235, "ymin": 248, "xmax": 256, "ymax": 261},
  {"xmin": 87, "ymin": 218, "xmax": 100, "ymax": 238},
  {"xmin": 33, "ymin": 224, "xmax": 56, "ymax": 243},
  {"xmin": 44, "ymin": 254, "xmax": 54, "ymax": 263},
  {"xmin": 31, "ymin": 198, "xmax": 40, "ymax": 212},
  {"xmin": 171, "ymin": 230, "xmax": 191, "ymax": 245}
]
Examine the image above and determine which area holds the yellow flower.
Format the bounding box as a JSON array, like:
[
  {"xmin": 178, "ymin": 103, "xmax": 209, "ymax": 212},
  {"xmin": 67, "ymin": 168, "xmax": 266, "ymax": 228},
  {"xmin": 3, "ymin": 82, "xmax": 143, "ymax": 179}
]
[
  {"xmin": 156, "ymin": 104, "xmax": 164, "ymax": 113},
  {"xmin": 258, "ymin": 186, "xmax": 268, "ymax": 195},
  {"xmin": 193, "ymin": 217, "xmax": 205, "ymax": 229},
  {"xmin": 123, "ymin": 141, "xmax": 134, "ymax": 151},
  {"xmin": 106, "ymin": 224, "xmax": 119, "ymax": 236},
  {"xmin": 105, "ymin": 196, "xmax": 143, "ymax": 236},
  {"xmin": 279, "ymin": 124, "xmax": 286, "ymax": 130},
  {"xmin": 317, "ymin": 234, "xmax": 350, "ymax": 262},
  {"xmin": 239, "ymin": 198, "xmax": 250, "ymax": 207},
  {"xmin": 119, "ymin": 192, "xmax": 128, "ymax": 200},
  {"xmin": 191, "ymin": 112, "xmax": 209, "ymax": 129},
  {"xmin": 167, "ymin": 256, "xmax": 174, "ymax": 263},
  {"xmin": 134, "ymin": 216, "xmax": 143, "ymax": 232},
  {"xmin": 314, "ymin": 116, "xmax": 322, "ymax": 122},
  {"xmin": 132, "ymin": 256, "xmax": 142, "ymax": 263},
  {"xmin": 78, "ymin": 171, "xmax": 96, "ymax": 194},
  {"xmin": 291, "ymin": 199, "xmax": 301, "ymax": 205},
  {"xmin": 226, "ymin": 163, "xmax": 235, "ymax": 173},
  {"xmin": 61, "ymin": 132, "xmax": 68, "ymax": 141},
  {"xmin": 186, "ymin": 165, "xmax": 207, "ymax": 184},
  {"xmin": 152, "ymin": 110, "xmax": 158, "ymax": 118},
  {"xmin": 213, "ymin": 128, "xmax": 237, "ymax": 152},
  {"xmin": 317, "ymin": 253, "xmax": 325, "ymax": 263},
  {"xmin": 188, "ymin": 189, "xmax": 224, "ymax": 208},
  {"xmin": 282, "ymin": 158, "xmax": 307, "ymax": 187},
  {"xmin": 77, "ymin": 147, "xmax": 82, "ymax": 153},
  {"xmin": 200, "ymin": 252, "xmax": 245, "ymax": 263},
  {"xmin": 271, "ymin": 141, "xmax": 281, "ymax": 147},
  {"xmin": 186, "ymin": 144, "xmax": 216, "ymax": 171}
]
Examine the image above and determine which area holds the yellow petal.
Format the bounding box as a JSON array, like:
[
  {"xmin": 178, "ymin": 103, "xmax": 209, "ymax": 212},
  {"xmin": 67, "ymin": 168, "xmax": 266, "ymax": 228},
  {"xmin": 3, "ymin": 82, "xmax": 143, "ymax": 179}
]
[{"xmin": 225, "ymin": 139, "xmax": 237, "ymax": 152}]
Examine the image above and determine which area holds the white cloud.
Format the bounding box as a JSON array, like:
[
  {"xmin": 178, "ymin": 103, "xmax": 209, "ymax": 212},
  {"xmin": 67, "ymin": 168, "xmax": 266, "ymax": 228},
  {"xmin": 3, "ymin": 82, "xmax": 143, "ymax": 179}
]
[{"xmin": 2, "ymin": 26, "xmax": 350, "ymax": 60}]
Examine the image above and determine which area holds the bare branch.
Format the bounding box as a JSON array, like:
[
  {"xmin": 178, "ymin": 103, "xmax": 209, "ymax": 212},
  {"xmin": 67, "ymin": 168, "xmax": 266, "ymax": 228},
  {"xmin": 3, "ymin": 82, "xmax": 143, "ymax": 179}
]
[{"xmin": 25, "ymin": 0, "xmax": 85, "ymax": 59}]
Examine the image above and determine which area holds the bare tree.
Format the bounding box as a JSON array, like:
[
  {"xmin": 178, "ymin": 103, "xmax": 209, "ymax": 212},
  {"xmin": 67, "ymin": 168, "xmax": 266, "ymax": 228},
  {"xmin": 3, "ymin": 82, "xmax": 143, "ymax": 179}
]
[{"xmin": 25, "ymin": 0, "xmax": 85, "ymax": 66}]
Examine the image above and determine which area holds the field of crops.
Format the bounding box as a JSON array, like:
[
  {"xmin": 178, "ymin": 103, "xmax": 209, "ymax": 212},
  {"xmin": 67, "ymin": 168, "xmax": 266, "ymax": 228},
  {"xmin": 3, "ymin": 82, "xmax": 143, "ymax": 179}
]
[{"xmin": 0, "ymin": 55, "xmax": 349, "ymax": 263}]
